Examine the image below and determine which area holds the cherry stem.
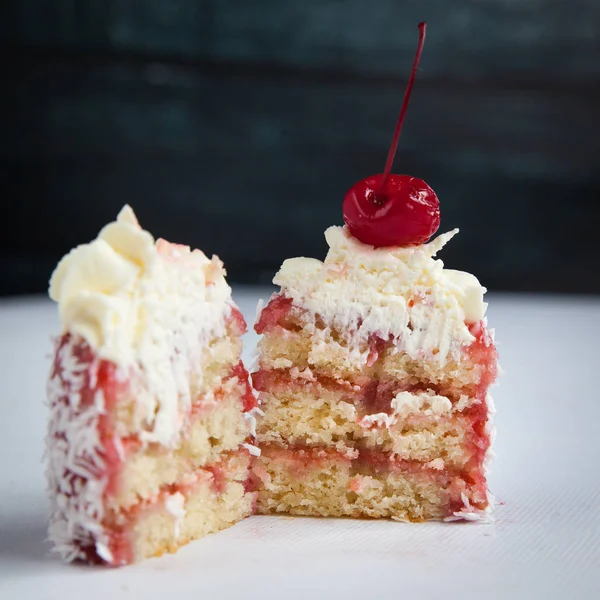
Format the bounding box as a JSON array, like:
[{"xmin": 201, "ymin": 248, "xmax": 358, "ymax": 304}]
[{"xmin": 377, "ymin": 22, "xmax": 427, "ymax": 196}]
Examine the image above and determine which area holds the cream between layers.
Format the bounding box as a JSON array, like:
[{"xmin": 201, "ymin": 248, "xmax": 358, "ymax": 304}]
[
  {"xmin": 49, "ymin": 205, "xmax": 233, "ymax": 447},
  {"xmin": 274, "ymin": 226, "xmax": 487, "ymax": 365}
]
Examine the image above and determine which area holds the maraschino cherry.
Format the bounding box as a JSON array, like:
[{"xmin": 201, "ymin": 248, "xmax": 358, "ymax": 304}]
[{"xmin": 343, "ymin": 22, "xmax": 440, "ymax": 248}]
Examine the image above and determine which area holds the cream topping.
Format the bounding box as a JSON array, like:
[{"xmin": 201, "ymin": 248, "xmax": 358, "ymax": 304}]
[
  {"xmin": 391, "ymin": 390, "xmax": 453, "ymax": 418},
  {"xmin": 49, "ymin": 205, "xmax": 232, "ymax": 446},
  {"xmin": 359, "ymin": 390, "xmax": 457, "ymax": 430},
  {"xmin": 273, "ymin": 226, "xmax": 487, "ymax": 364}
]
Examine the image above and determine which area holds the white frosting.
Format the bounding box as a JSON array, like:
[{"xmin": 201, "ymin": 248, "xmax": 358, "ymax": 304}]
[
  {"xmin": 359, "ymin": 390, "xmax": 455, "ymax": 431},
  {"xmin": 165, "ymin": 492, "xmax": 186, "ymax": 538},
  {"xmin": 49, "ymin": 205, "xmax": 233, "ymax": 446},
  {"xmin": 391, "ymin": 390, "xmax": 452, "ymax": 418},
  {"xmin": 244, "ymin": 406, "xmax": 264, "ymax": 438},
  {"xmin": 46, "ymin": 336, "xmax": 112, "ymax": 563},
  {"xmin": 243, "ymin": 442, "xmax": 262, "ymax": 456},
  {"xmin": 273, "ymin": 226, "xmax": 488, "ymax": 364}
]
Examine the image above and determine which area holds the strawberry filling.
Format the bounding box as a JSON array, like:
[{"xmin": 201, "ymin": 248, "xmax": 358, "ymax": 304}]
[
  {"xmin": 254, "ymin": 294, "xmax": 294, "ymax": 334},
  {"xmin": 231, "ymin": 360, "xmax": 258, "ymax": 411},
  {"xmin": 253, "ymin": 367, "xmax": 489, "ymax": 415}
]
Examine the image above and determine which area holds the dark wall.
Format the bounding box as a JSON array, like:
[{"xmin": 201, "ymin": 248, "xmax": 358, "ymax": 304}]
[{"xmin": 1, "ymin": 0, "xmax": 599, "ymax": 295}]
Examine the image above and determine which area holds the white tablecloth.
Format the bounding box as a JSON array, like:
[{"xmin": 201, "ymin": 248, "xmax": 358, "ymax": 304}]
[{"xmin": 1, "ymin": 289, "xmax": 599, "ymax": 599}]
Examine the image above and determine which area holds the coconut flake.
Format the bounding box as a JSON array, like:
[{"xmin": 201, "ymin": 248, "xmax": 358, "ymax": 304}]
[
  {"xmin": 243, "ymin": 442, "xmax": 261, "ymax": 457},
  {"xmin": 46, "ymin": 335, "xmax": 111, "ymax": 563},
  {"xmin": 165, "ymin": 492, "xmax": 186, "ymax": 538}
]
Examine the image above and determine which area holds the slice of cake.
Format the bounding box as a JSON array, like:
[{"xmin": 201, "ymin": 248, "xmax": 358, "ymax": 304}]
[
  {"xmin": 252, "ymin": 21, "xmax": 497, "ymax": 523},
  {"xmin": 252, "ymin": 226, "xmax": 497, "ymax": 522},
  {"xmin": 46, "ymin": 206, "xmax": 258, "ymax": 565}
]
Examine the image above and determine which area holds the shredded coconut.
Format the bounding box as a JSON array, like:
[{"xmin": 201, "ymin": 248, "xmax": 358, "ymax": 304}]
[
  {"xmin": 165, "ymin": 492, "xmax": 186, "ymax": 538},
  {"xmin": 243, "ymin": 443, "xmax": 261, "ymax": 457},
  {"xmin": 243, "ymin": 406, "xmax": 265, "ymax": 438},
  {"xmin": 391, "ymin": 516, "xmax": 411, "ymax": 523},
  {"xmin": 46, "ymin": 335, "xmax": 111, "ymax": 563}
]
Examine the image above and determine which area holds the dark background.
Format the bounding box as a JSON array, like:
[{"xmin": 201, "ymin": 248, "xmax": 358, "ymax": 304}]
[{"xmin": 1, "ymin": 0, "xmax": 599, "ymax": 296}]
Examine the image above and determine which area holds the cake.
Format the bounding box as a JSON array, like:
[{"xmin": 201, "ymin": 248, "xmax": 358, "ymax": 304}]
[
  {"xmin": 252, "ymin": 22, "xmax": 498, "ymax": 523},
  {"xmin": 46, "ymin": 206, "xmax": 259, "ymax": 565},
  {"xmin": 252, "ymin": 226, "xmax": 498, "ymax": 522}
]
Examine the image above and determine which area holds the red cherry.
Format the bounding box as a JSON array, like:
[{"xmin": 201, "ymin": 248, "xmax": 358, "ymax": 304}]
[
  {"xmin": 342, "ymin": 22, "xmax": 441, "ymax": 247},
  {"xmin": 343, "ymin": 174, "xmax": 440, "ymax": 247}
]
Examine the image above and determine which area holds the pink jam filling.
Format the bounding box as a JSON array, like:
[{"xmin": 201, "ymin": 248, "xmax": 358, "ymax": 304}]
[
  {"xmin": 254, "ymin": 294, "xmax": 293, "ymax": 334},
  {"xmin": 231, "ymin": 360, "xmax": 258, "ymax": 412},
  {"xmin": 230, "ymin": 306, "xmax": 248, "ymax": 336},
  {"xmin": 466, "ymin": 320, "xmax": 498, "ymax": 398}
]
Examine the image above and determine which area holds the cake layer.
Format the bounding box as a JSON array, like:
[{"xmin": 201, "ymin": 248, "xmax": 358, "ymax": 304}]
[
  {"xmin": 254, "ymin": 377, "xmax": 489, "ymax": 469},
  {"xmin": 256, "ymin": 296, "xmax": 496, "ymax": 393},
  {"xmin": 254, "ymin": 445, "xmax": 489, "ymax": 522},
  {"xmin": 87, "ymin": 452, "xmax": 254, "ymax": 565},
  {"xmin": 109, "ymin": 382, "xmax": 252, "ymax": 510},
  {"xmin": 253, "ymin": 367, "xmax": 481, "ymax": 408}
]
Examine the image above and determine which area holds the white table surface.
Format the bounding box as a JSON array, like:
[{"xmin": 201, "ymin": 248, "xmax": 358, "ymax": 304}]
[{"xmin": 1, "ymin": 288, "xmax": 599, "ymax": 599}]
